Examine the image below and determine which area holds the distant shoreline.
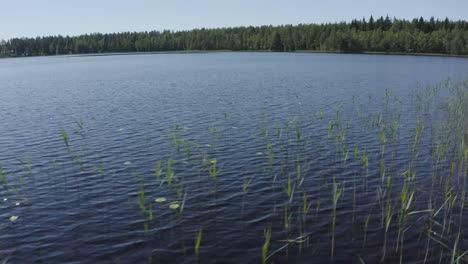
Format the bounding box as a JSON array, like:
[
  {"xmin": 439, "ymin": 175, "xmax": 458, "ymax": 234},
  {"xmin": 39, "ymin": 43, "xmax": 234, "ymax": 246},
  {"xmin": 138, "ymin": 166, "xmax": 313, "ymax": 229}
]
[
  {"xmin": 295, "ymin": 50, "xmax": 468, "ymax": 58},
  {"xmin": 1, "ymin": 50, "xmax": 468, "ymax": 59}
]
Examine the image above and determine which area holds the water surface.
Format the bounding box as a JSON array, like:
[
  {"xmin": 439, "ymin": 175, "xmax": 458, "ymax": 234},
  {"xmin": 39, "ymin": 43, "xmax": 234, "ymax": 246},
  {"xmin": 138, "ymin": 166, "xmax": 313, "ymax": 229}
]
[{"xmin": 0, "ymin": 52, "xmax": 467, "ymax": 263}]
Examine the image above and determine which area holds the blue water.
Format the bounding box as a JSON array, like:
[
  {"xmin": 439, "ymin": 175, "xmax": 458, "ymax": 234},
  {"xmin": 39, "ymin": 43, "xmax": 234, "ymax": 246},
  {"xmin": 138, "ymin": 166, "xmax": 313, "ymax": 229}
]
[{"xmin": 0, "ymin": 52, "xmax": 467, "ymax": 263}]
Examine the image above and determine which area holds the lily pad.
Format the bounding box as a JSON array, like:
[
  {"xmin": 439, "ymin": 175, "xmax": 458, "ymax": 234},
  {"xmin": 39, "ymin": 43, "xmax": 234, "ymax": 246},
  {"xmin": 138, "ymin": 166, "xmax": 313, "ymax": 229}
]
[
  {"xmin": 155, "ymin": 198, "xmax": 167, "ymax": 203},
  {"xmin": 169, "ymin": 203, "xmax": 180, "ymax": 209}
]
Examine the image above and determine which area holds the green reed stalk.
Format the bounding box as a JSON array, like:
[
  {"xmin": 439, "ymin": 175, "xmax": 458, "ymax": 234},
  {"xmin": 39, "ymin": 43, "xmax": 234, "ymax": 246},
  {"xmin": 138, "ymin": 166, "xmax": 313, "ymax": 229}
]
[
  {"xmin": 331, "ymin": 182, "xmax": 343, "ymax": 259},
  {"xmin": 209, "ymin": 159, "xmax": 221, "ymax": 182},
  {"xmin": 60, "ymin": 128, "xmax": 69, "ymax": 147},
  {"xmin": 166, "ymin": 158, "xmax": 174, "ymax": 185},
  {"xmin": 267, "ymin": 143, "xmax": 274, "ymax": 169},
  {"xmin": 287, "ymin": 173, "xmax": 294, "ymax": 203},
  {"xmin": 195, "ymin": 228, "xmax": 203, "ymax": 257},
  {"xmin": 155, "ymin": 160, "xmax": 163, "ymax": 181},
  {"xmin": 262, "ymin": 229, "xmax": 271, "ymax": 264}
]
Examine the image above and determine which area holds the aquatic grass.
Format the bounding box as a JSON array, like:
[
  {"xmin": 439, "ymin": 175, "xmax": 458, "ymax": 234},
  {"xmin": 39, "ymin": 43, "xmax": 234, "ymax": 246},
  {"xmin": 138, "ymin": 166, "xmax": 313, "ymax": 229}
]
[
  {"xmin": 0, "ymin": 167, "xmax": 9, "ymax": 193},
  {"xmin": 149, "ymin": 203, "xmax": 153, "ymax": 221},
  {"xmin": 319, "ymin": 108, "xmax": 324, "ymax": 119},
  {"xmin": 208, "ymin": 159, "xmax": 222, "ymax": 182},
  {"xmin": 171, "ymin": 120, "xmax": 182, "ymax": 152},
  {"xmin": 286, "ymin": 173, "xmax": 294, "ymax": 203},
  {"xmin": 327, "ymin": 121, "xmax": 335, "ymax": 139},
  {"xmin": 241, "ymin": 174, "xmax": 254, "ymax": 194},
  {"xmin": 275, "ymin": 123, "xmax": 282, "ymax": 139},
  {"xmin": 267, "ymin": 143, "xmax": 275, "ymax": 169},
  {"xmin": 295, "ymin": 155, "xmax": 301, "ymax": 181},
  {"xmin": 314, "ymin": 198, "xmax": 321, "ymax": 223},
  {"xmin": 380, "ymin": 125, "xmax": 387, "ymax": 156},
  {"xmin": 331, "ymin": 181, "xmax": 343, "ymax": 259},
  {"xmin": 399, "ymin": 183, "xmax": 414, "ymax": 223},
  {"xmin": 352, "ymin": 181, "xmax": 357, "ymax": 224},
  {"xmin": 195, "ymin": 228, "xmax": 202, "ymax": 257},
  {"xmin": 1, "ymin": 255, "xmax": 10, "ymax": 264},
  {"xmin": 380, "ymin": 160, "xmax": 386, "ymax": 184},
  {"xmin": 284, "ymin": 206, "xmax": 292, "ymax": 230},
  {"xmin": 138, "ymin": 178, "xmax": 146, "ymax": 213},
  {"xmin": 341, "ymin": 147, "xmax": 349, "ymax": 163},
  {"xmin": 60, "ymin": 127, "xmax": 69, "ymax": 147},
  {"xmin": 155, "ymin": 160, "xmax": 163, "ymax": 181},
  {"xmin": 267, "ymin": 235, "xmax": 309, "ymax": 260},
  {"xmin": 137, "ymin": 177, "xmax": 150, "ymax": 232},
  {"xmin": 74, "ymin": 117, "xmax": 86, "ymax": 137},
  {"xmin": 361, "ymin": 152, "xmax": 369, "ymax": 173},
  {"xmin": 450, "ymin": 234, "xmax": 460, "ymax": 264},
  {"xmin": 362, "ymin": 212, "xmax": 372, "ymax": 248},
  {"xmin": 15, "ymin": 156, "xmax": 33, "ymax": 178},
  {"xmin": 262, "ymin": 229, "xmax": 271, "ymax": 264},
  {"xmin": 166, "ymin": 158, "xmax": 174, "ymax": 185},
  {"xmin": 381, "ymin": 200, "xmax": 393, "ymax": 262},
  {"xmin": 185, "ymin": 147, "xmax": 191, "ymax": 159},
  {"xmin": 93, "ymin": 163, "xmax": 106, "ymax": 178},
  {"xmin": 354, "ymin": 146, "xmax": 360, "ymax": 158},
  {"xmin": 179, "ymin": 191, "xmax": 187, "ymax": 214},
  {"xmin": 301, "ymin": 192, "xmax": 313, "ymax": 233},
  {"xmin": 302, "ymin": 192, "xmax": 312, "ymax": 217}
]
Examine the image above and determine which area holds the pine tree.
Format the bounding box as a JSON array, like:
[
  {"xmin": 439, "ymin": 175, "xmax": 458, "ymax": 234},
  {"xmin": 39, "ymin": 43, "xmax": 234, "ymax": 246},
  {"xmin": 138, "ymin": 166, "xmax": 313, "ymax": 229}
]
[{"xmin": 271, "ymin": 31, "xmax": 283, "ymax": 51}]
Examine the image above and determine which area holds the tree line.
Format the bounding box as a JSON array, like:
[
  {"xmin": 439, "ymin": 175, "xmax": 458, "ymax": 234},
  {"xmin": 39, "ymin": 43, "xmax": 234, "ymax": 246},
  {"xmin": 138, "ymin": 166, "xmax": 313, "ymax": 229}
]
[{"xmin": 1, "ymin": 16, "xmax": 467, "ymax": 57}]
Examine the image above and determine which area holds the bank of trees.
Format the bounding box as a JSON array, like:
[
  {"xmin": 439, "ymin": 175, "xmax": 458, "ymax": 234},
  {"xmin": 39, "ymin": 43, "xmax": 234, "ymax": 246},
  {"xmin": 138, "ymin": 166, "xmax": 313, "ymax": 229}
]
[{"xmin": 1, "ymin": 16, "xmax": 467, "ymax": 57}]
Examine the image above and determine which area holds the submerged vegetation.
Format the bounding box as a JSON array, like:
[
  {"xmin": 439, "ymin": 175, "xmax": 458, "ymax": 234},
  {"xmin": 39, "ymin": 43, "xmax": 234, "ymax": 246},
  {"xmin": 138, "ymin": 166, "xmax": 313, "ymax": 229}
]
[
  {"xmin": 1, "ymin": 78, "xmax": 467, "ymax": 263},
  {"xmin": 1, "ymin": 16, "xmax": 468, "ymax": 57}
]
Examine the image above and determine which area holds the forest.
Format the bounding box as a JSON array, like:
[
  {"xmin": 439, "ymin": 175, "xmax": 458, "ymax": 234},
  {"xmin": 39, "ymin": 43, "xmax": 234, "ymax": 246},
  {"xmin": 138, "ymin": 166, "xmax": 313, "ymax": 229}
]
[{"xmin": 1, "ymin": 16, "xmax": 467, "ymax": 57}]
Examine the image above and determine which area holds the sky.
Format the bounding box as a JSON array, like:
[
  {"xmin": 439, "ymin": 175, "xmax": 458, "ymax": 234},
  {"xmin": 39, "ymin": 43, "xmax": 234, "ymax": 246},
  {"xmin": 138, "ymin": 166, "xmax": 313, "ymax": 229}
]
[{"xmin": 1, "ymin": 0, "xmax": 467, "ymax": 40}]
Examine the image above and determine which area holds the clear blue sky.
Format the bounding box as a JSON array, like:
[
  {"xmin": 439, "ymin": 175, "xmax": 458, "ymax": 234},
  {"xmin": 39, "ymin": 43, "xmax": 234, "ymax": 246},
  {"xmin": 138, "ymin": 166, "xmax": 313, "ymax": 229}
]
[{"xmin": 1, "ymin": 0, "xmax": 467, "ymax": 40}]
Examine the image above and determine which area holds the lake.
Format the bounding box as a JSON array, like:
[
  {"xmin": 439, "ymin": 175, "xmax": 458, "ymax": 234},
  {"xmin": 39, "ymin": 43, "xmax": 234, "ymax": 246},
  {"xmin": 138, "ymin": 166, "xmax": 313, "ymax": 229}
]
[{"xmin": 0, "ymin": 52, "xmax": 467, "ymax": 263}]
